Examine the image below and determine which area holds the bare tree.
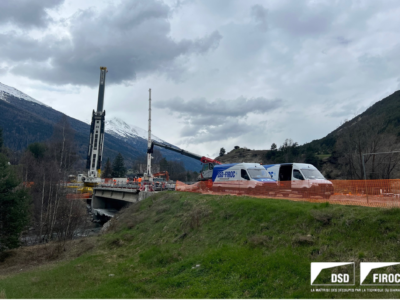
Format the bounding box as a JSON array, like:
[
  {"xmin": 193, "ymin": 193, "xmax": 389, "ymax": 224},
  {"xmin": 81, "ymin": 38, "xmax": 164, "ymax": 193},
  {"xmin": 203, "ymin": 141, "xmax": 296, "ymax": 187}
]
[
  {"xmin": 336, "ymin": 118, "xmax": 400, "ymax": 179},
  {"xmin": 20, "ymin": 117, "xmax": 87, "ymax": 251}
]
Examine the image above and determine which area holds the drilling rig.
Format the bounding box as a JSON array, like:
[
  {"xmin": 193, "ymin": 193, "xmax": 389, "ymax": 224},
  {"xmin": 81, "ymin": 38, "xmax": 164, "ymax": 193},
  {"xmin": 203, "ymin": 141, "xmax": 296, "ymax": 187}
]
[{"xmin": 82, "ymin": 66, "xmax": 107, "ymax": 186}]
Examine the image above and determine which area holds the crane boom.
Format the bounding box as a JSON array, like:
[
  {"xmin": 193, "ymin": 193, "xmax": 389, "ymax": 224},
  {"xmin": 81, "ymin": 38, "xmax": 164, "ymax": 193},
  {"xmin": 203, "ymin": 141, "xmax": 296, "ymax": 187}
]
[
  {"xmin": 148, "ymin": 140, "xmax": 204, "ymax": 161},
  {"xmin": 85, "ymin": 67, "xmax": 107, "ymax": 183},
  {"xmin": 147, "ymin": 140, "xmax": 221, "ymax": 181}
]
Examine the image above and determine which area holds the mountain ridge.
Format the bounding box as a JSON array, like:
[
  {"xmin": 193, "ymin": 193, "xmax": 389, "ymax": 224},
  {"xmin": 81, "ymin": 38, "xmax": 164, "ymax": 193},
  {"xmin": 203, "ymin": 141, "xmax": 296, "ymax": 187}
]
[{"xmin": 0, "ymin": 83, "xmax": 201, "ymax": 171}]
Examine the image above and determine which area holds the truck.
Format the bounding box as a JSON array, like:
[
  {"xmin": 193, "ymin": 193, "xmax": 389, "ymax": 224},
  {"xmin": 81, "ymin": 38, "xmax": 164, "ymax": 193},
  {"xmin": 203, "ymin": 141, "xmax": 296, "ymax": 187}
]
[
  {"xmin": 263, "ymin": 163, "xmax": 334, "ymax": 198},
  {"xmin": 211, "ymin": 163, "xmax": 278, "ymax": 194}
]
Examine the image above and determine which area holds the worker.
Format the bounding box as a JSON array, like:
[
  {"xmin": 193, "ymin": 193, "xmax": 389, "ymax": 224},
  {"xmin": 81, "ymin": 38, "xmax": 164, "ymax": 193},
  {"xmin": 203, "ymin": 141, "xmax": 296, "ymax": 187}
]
[{"xmin": 138, "ymin": 177, "xmax": 142, "ymax": 187}]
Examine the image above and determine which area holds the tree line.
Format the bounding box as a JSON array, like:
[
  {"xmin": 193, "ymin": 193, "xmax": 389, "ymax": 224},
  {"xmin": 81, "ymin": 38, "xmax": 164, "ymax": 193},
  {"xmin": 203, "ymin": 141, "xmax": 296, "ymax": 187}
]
[
  {"xmin": 0, "ymin": 116, "xmax": 200, "ymax": 252},
  {"xmin": 0, "ymin": 117, "xmax": 86, "ymax": 254}
]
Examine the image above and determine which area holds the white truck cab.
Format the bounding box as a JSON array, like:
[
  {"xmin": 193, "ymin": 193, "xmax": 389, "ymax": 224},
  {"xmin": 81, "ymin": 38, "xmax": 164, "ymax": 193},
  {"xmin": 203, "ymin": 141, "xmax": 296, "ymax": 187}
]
[{"xmin": 263, "ymin": 163, "xmax": 333, "ymax": 198}]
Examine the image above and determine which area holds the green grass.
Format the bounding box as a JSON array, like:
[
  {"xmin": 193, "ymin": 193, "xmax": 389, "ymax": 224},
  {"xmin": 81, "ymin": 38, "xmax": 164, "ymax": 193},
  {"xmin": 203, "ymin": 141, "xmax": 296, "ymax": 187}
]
[
  {"xmin": 1, "ymin": 192, "xmax": 400, "ymax": 298},
  {"xmin": 316, "ymin": 154, "xmax": 331, "ymax": 160}
]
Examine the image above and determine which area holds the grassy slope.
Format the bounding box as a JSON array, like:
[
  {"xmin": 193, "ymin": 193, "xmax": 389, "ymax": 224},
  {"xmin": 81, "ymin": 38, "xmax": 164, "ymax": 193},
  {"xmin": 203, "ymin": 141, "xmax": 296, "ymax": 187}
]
[{"xmin": 1, "ymin": 192, "xmax": 400, "ymax": 298}]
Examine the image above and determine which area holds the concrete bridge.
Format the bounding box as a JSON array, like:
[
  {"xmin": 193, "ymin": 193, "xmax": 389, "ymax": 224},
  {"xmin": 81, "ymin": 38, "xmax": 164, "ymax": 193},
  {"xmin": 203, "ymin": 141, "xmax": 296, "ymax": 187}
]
[{"xmin": 91, "ymin": 187, "xmax": 155, "ymax": 219}]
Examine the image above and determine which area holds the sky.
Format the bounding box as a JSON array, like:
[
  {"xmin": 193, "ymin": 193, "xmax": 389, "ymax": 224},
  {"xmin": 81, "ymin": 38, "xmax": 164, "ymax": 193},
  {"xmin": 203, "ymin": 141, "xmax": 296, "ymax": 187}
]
[{"xmin": 1, "ymin": 0, "xmax": 400, "ymax": 157}]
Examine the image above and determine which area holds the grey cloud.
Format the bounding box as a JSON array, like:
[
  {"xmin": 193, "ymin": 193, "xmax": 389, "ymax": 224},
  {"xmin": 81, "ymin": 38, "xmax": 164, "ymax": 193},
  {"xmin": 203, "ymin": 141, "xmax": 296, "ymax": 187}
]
[
  {"xmin": 181, "ymin": 121, "xmax": 266, "ymax": 144},
  {"xmin": 325, "ymin": 102, "xmax": 363, "ymax": 118},
  {"xmin": 156, "ymin": 96, "xmax": 281, "ymax": 141},
  {"xmin": 270, "ymin": 1, "xmax": 334, "ymax": 37},
  {"xmin": 156, "ymin": 96, "xmax": 282, "ymax": 118},
  {"xmin": 5, "ymin": 0, "xmax": 222, "ymax": 86},
  {"xmin": 0, "ymin": 0, "xmax": 64, "ymax": 28},
  {"xmin": 335, "ymin": 36, "xmax": 352, "ymax": 46},
  {"xmin": 251, "ymin": 4, "xmax": 268, "ymax": 31},
  {"xmin": 0, "ymin": 33, "xmax": 55, "ymax": 62}
]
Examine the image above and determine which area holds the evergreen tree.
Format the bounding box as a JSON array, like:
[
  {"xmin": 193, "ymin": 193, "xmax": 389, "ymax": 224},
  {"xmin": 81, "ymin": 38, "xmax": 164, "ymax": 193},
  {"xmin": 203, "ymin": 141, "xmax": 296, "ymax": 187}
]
[
  {"xmin": 271, "ymin": 143, "xmax": 277, "ymax": 151},
  {"xmin": 219, "ymin": 147, "xmax": 226, "ymax": 156},
  {"xmin": 27, "ymin": 142, "xmax": 47, "ymax": 160},
  {"xmin": 159, "ymin": 158, "xmax": 169, "ymax": 173},
  {"xmin": 112, "ymin": 153, "xmax": 127, "ymax": 177},
  {"xmin": 0, "ymin": 127, "xmax": 3, "ymax": 151},
  {"xmin": 304, "ymin": 152, "xmax": 320, "ymax": 168},
  {"xmin": 102, "ymin": 158, "xmax": 113, "ymax": 178},
  {"xmin": 0, "ymin": 154, "xmax": 30, "ymax": 251}
]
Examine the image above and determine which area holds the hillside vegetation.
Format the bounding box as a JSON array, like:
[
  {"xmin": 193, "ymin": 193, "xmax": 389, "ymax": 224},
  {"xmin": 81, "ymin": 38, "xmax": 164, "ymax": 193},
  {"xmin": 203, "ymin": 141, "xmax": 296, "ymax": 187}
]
[
  {"xmin": 217, "ymin": 90, "xmax": 400, "ymax": 180},
  {"xmin": 1, "ymin": 192, "xmax": 400, "ymax": 298}
]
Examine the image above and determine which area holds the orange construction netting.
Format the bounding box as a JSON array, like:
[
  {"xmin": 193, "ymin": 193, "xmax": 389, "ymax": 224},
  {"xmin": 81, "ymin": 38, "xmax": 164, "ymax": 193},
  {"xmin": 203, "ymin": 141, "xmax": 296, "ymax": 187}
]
[
  {"xmin": 175, "ymin": 179, "xmax": 400, "ymax": 208},
  {"xmin": 66, "ymin": 193, "xmax": 92, "ymax": 200}
]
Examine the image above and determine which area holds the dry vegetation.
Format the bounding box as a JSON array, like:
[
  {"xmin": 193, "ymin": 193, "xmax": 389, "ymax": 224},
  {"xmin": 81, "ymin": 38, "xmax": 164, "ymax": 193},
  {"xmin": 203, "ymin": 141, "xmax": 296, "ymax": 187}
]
[{"xmin": 0, "ymin": 237, "xmax": 97, "ymax": 278}]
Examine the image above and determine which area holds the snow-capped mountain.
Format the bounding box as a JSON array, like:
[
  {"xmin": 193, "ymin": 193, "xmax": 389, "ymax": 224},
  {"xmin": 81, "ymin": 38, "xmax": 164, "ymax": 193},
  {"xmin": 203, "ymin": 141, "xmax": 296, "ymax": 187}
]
[
  {"xmin": 105, "ymin": 117, "xmax": 166, "ymax": 144},
  {"xmin": 0, "ymin": 82, "xmax": 49, "ymax": 107},
  {"xmin": 0, "ymin": 82, "xmax": 200, "ymax": 171}
]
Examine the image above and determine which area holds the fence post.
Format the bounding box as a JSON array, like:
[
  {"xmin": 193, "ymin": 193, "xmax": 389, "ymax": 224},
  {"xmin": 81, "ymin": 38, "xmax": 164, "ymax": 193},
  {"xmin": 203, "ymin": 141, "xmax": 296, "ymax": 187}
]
[{"xmin": 362, "ymin": 153, "xmax": 369, "ymax": 203}]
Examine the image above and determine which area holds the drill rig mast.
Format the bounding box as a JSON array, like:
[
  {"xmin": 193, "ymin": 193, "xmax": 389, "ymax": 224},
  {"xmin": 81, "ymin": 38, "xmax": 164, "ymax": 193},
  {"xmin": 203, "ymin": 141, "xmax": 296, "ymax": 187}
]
[{"xmin": 84, "ymin": 66, "xmax": 107, "ymax": 186}]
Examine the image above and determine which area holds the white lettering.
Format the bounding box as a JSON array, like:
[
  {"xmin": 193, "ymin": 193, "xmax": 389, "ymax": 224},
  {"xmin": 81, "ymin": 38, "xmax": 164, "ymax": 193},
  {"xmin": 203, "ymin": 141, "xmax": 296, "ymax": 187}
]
[
  {"xmin": 331, "ymin": 274, "xmax": 349, "ymax": 283},
  {"xmin": 373, "ymin": 274, "xmax": 379, "ymax": 283},
  {"xmin": 382, "ymin": 274, "xmax": 388, "ymax": 283},
  {"xmin": 389, "ymin": 274, "xmax": 395, "ymax": 283}
]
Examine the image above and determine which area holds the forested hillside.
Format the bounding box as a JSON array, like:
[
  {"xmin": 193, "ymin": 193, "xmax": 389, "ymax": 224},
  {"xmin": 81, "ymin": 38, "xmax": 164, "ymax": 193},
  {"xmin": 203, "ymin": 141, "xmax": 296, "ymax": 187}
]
[{"xmin": 217, "ymin": 90, "xmax": 400, "ymax": 180}]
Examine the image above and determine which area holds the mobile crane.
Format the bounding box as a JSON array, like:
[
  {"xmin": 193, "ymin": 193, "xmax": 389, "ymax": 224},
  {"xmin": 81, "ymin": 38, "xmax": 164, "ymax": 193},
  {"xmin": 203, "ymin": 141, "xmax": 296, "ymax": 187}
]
[
  {"xmin": 147, "ymin": 140, "xmax": 221, "ymax": 181},
  {"xmin": 82, "ymin": 66, "xmax": 107, "ymax": 186}
]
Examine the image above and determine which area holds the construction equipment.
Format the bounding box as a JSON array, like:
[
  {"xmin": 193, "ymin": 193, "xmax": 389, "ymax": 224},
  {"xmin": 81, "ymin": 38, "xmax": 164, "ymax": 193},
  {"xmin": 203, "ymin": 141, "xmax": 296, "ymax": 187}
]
[
  {"xmin": 144, "ymin": 88, "xmax": 153, "ymax": 181},
  {"xmin": 147, "ymin": 140, "xmax": 221, "ymax": 181},
  {"xmin": 153, "ymin": 171, "xmax": 170, "ymax": 182},
  {"xmin": 82, "ymin": 66, "xmax": 107, "ymax": 187}
]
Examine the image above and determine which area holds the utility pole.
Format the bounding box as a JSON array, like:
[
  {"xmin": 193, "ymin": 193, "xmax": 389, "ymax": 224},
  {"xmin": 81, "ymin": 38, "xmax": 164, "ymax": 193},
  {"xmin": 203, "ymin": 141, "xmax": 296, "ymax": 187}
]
[
  {"xmin": 145, "ymin": 88, "xmax": 153, "ymax": 181},
  {"xmin": 362, "ymin": 153, "xmax": 369, "ymax": 203}
]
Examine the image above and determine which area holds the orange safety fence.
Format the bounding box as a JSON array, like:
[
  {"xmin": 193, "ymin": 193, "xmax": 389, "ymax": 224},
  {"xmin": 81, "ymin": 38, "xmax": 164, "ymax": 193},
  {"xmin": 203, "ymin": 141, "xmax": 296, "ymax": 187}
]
[
  {"xmin": 175, "ymin": 179, "xmax": 400, "ymax": 208},
  {"xmin": 66, "ymin": 193, "xmax": 92, "ymax": 200}
]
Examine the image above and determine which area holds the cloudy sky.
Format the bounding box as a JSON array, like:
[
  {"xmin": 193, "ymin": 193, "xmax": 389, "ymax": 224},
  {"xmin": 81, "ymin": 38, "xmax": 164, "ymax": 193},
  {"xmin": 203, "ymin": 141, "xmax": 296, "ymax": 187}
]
[{"xmin": 1, "ymin": 0, "xmax": 400, "ymax": 157}]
